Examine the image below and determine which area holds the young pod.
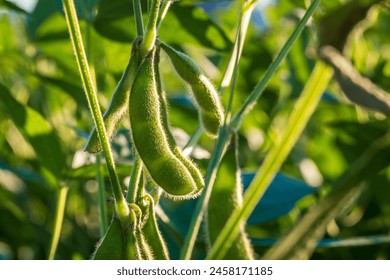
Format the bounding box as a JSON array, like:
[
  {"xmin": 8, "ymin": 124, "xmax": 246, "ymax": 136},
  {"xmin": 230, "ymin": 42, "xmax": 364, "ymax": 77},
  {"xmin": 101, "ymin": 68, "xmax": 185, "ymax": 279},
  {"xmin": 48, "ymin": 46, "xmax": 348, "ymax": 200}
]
[
  {"xmin": 134, "ymin": 228, "xmax": 154, "ymax": 260},
  {"xmin": 206, "ymin": 135, "xmax": 254, "ymax": 260},
  {"xmin": 124, "ymin": 228, "xmax": 142, "ymax": 260},
  {"xmin": 129, "ymin": 47, "xmax": 198, "ymax": 198},
  {"xmin": 154, "ymin": 47, "xmax": 204, "ymax": 194},
  {"xmin": 91, "ymin": 215, "xmax": 124, "ymax": 260},
  {"xmin": 85, "ymin": 37, "xmax": 142, "ymax": 153},
  {"xmin": 140, "ymin": 194, "xmax": 170, "ymax": 260},
  {"xmin": 159, "ymin": 41, "xmax": 224, "ymax": 137}
]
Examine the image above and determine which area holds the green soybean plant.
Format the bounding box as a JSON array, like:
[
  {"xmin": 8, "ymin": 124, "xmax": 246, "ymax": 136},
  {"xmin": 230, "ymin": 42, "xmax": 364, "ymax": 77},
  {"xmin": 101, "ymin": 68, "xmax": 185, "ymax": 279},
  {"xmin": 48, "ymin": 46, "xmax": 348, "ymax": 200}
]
[{"xmin": 34, "ymin": 0, "xmax": 388, "ymax": 261}]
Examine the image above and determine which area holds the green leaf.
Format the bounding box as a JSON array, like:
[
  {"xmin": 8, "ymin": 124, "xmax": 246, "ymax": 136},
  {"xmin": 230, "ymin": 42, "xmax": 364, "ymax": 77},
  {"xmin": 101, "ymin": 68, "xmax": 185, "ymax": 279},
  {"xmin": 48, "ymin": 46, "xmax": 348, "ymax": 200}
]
[
  {"xmin": 36, "ymin": 74, "xmax": 88, "ymax": 109},
  {"xmin": 0, "ymin": 84, "xmax": 66, "ymax": 181},
  {"xmin": 66, "ymin": 163, "xmax": 132, "ymax": 180},
  {"xmin": 26, "ymin": 0, "xmax": 58, "ymax": 38},
  {"xmin": 0, "ymin": 0, "xmax": 28, "ymax": 14},
  {"xmin": 93, "ymin": 0, "xmax": 232, "ymax": 50}
]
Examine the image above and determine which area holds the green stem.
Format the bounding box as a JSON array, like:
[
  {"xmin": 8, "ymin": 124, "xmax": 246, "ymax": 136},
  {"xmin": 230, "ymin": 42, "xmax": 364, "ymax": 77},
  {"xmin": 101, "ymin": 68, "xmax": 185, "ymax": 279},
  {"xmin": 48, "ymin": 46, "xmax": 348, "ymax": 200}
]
[
  {"xmin": 141, "ymin": 0, "xmax": 161, "ymax": 56},
  {"xmin": 48, "ymin": 186, "xmax": 69, "ymax": 260},
  {"xmin": 207, "ymin": 61, "xmax": 333, "ymax": 260},
  {"xmin": 224, "ymin": 5, "xmax": 247, "ymax": 123},
  {"xmin": 133, "ymin": 0, "xmax": 144, "ymax": 36},
  {"xmin": 180, "ymin": 125, "xmax": 230, "ymax": 260},
  {"xmin": 62, "ymin": 0, "xmax": 130, "ymax": 225},
  {"xmin": 126, "ymin": 156, "xmax": 143, "ymax": 203},
  {"xmin": 220, "ymin": 0, "xmax": 258, "ymax": 89},
  {"xmin": 96, "ymin": 154, "xmax": 108, "ymax": 236},
  {"xmin": 157, "ymin": 0, "xmax": 172, "ymax": 29},
  {"xmin": 85, "ymin": 13, "xmax": 108, "ymax": 237},
  {"xmin": 182, "ymin": 126, "xmax": 203, "ymax": 157},
  {"xmin": 230, "ymin": 0, "xmax": 321, "ymax": 131}
]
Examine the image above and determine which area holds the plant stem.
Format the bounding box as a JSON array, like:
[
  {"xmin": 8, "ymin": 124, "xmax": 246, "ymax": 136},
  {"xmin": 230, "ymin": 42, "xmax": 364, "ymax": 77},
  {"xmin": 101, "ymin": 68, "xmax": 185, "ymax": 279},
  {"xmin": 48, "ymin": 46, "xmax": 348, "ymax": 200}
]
[
  {"xmin": 133, "ymin": 0, "xmax": 144, "ymax": 36},
  {"xmin": 48, "ymin": 185, "xmax": 69, "ymax": 260},
  {"xmin": 182, "ymin": 126, "xmax": 203, "ymax": 157},
  {"xmin": 207, "ymin": 61, "xmax": 333, "ymax": 259},
  {"xmin": 85, "ymin": 12, "xmax": 108, "ymax": 237},
  {"xmin": 62, "ymin": 0, "xmax": 130, "ymax": 225},
  {"xmin": 180, "ymin": 125, "xmax": 230, "ymax": 259},
  {"xmin": 126, "ymin": 156, "xmax": 143, "ymax": 203},
  {"xmin": 157, "ymin": 0, "xmax": 172, "ymax": 29},
  {"xmin": 141, "ymin": 0, "xmax": 161, "ymax": 56},
  {"xmin": 96, "ymin": 154, "xmax": 108, "ymax": 236},
  {"xmin": 221, "ymin": 0, "xmax": 258, "ymax": 89},
  {"xmin": 230, "ymin": 0, "xmax": 321, "ymax": 131}
]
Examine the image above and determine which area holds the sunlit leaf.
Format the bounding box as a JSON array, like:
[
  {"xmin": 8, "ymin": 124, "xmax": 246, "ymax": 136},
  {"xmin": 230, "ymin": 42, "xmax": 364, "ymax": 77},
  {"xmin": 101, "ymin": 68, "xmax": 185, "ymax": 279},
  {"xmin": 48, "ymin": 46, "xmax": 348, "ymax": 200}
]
[
  {"xmin": 0, "ymin": 84, "xmax": 66, "ymax": 181},
  {"xmin": 93, "ymin": 0, "xmax": 232, "ymax": 50}
]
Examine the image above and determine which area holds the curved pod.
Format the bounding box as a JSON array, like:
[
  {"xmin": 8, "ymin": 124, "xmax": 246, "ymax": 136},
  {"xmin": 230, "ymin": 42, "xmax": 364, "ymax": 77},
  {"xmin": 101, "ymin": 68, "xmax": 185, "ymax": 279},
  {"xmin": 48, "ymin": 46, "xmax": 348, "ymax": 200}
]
[
  {"xmin": 160, "ymin": 41, "xmax": 224, "ymax": 137},
  {"xmin": 140, "ymin": 194, "xmax": 170, "ymax": 260},
  {"xmin": 129, "ymin": 48, "xmax": 197, "ymax": 198},
  {"xmin": 85, "ymin": 37, "xmax": 142, "ymax": 153},
  {"xmin": 154, "ymin": 47, "xmax": 204, "ymax": 194}
]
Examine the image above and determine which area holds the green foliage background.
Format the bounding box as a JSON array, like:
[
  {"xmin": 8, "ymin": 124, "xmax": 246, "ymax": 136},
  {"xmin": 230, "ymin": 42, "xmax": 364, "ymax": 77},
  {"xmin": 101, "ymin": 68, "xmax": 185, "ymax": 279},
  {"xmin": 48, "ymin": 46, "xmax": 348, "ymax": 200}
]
[{"xmin": 0, "ymin": 0, "xmax": 390, "ymax": 259}]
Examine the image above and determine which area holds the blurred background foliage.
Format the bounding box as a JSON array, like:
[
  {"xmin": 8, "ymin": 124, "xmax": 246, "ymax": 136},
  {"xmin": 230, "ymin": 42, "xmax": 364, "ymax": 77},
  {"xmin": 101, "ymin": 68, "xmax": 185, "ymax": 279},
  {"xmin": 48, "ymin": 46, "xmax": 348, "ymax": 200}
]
[{"xmin": 0, "ymin": 0, "xmax": 389, "ymax": 260}]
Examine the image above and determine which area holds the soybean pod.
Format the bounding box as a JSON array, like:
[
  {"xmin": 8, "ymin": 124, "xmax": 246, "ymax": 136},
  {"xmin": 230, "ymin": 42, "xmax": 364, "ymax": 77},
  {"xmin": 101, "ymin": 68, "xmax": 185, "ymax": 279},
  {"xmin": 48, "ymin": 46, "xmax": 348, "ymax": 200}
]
[
  {"xmin": 140, "ymin": 194, "xmax": 170, "ymax": 260},
  {"xmin": 206, "ymin": 134, "xmax": 254, "ymax": 260},
  {"xmin": 134, "ymin": 228, "xmax": 154, "ymax": 260},
  {"xmin": 85, "ymin": 37, "xmax": 142, "ymax": 153},
  {"xmin": 154, "ymin": 46, "xmax": 204, "ymax": 194},
  {"xmin": 124, "ymin": 228, "xmax": 142, "ymax": 260},
  {"xmin": 129, "ymin": 47, "xmax": 198, "ymax": 198},
  {"xmin": 159, "ymin": 41, "xmax": 224, "ymax": 137},
  {"xmin": 91, "ymin": 215, "xmax": 124, "ymax": 260}
]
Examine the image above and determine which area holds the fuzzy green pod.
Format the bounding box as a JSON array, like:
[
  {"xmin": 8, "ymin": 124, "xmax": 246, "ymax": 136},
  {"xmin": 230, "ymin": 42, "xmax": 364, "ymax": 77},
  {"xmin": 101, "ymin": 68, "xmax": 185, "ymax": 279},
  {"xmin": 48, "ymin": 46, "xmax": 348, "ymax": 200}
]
[
  {"xmin": 124, "ymin": 228, "xmax": 142, "ymax": 260},
  {"xmin": 91, "ymin": 216, "xmax": 124, "ymax": 260},
  {"xmin": 140, "ymin": 194, "xmax": 170, "ymax": 260},
  {"xmin": 85, "ymin": 37, "xmax": 142, "ymax": 153},
  {"xmin": 154, "ymin": 47, "xmax": 204, "ymax": 194},
  {"xmin": 159, "ymin": 41, "xmax": 224, "ymax": 137},
  {"xmin": 206, "ymin": 135, "xmax": 254, "ymax": 260},
  {"xmin": 129, "ymin": 48, "xmax": 197, "ymax": 198},
  {"xmin": 134, "ymin": 228, "xmax": 154, "ymax": 260}
]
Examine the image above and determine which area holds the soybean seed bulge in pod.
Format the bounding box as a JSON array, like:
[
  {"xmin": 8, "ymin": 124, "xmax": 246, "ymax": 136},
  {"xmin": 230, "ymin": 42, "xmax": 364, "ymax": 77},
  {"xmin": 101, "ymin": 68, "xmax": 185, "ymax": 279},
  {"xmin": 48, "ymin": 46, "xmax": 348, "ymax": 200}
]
[{"xmin": 129, "ymin": 47, "xmax": 199, "ymax": 198}]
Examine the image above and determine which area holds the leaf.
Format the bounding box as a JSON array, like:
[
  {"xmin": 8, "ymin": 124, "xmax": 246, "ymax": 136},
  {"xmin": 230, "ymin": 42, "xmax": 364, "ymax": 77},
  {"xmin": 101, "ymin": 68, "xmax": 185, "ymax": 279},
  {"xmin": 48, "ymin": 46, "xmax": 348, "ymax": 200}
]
[
  {"xmin": 93, "ymin": 0, "xmax": 232, "ymax": 50},
  {"xmin": 329, "ymin": 119, "xmax": 390, "ymax": 167},
  {"xmin": 54, "ymin": 0, "xmax": 101, "ymax": 21},
  {"xmin": 0, "ymin": 0, "xmax": 28, "ymax": 14},
  {"xmin": 0, "ymin": 162, "xmax": 46, "ymax": 186},
  {"xmin": 0, "ymin": 84, "xmax": 67, "ymax": 181},
  {"xmin": 243, "ymin": 172, "xmax": 316, "ymax": 225},
  {"xmin": 26, "ymin": 0, "xmax": 58, "ymax": 38},
  {"xmin": 36, "ymin": 74, "xmax": 89, "ymax": 108},
  {"xmin": 66, "ymin": 163, "xmax": 132, "ymax": 180}
]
